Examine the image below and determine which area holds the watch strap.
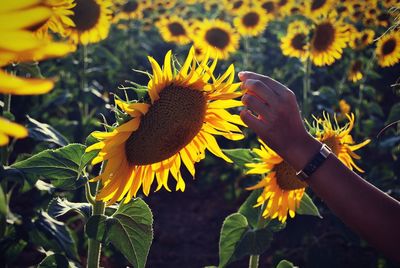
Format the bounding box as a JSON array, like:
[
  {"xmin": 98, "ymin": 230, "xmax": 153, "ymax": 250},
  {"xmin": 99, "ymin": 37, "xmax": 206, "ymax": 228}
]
[{"xmin": 296, "ymin": 144, "xmax": 331, "ymax": 181}]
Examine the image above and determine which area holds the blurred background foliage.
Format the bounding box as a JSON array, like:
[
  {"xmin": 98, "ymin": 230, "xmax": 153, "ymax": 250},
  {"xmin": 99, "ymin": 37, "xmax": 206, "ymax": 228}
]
[{"xmin": 1, "ymin": 0, "xmax": 400, "ymax": 267}]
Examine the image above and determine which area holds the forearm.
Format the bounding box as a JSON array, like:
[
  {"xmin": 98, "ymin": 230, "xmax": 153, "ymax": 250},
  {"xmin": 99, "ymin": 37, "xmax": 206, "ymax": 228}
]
[{"xmin": 285, "ymin": 135, "xmax": 400, "ymax": 262}]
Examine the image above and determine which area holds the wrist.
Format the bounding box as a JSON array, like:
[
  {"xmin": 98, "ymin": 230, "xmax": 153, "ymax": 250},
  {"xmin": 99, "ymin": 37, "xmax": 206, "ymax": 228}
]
[{"xmin": 282, "ymin": 132, "xmax": 322, "ymax": 171}]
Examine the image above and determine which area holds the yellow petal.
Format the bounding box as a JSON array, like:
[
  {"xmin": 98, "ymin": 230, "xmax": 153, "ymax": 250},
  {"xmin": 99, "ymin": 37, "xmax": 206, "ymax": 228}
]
[
  {"xmin": 0, "ymin": 117, "xmax": 28, "ymax": 138},
  {"xmin": 0, "ymin": 6, "xmax": 51, "ymax": 30},
  {"xmin": 0, "ymin": 69, "xmax": 54, "ymax": 95}
]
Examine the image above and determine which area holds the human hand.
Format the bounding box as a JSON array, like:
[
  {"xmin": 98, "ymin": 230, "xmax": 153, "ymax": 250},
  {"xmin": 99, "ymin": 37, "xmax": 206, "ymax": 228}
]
[{"xmin": 239, "ymin": 71, "xmax": 320, "ymax": 169}]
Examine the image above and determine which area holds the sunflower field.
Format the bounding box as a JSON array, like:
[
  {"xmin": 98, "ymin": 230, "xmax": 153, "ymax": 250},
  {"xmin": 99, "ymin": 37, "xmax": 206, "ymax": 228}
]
[{"xmin": 1, "ymin": 0, "xmax": 400, "ymax": 267}]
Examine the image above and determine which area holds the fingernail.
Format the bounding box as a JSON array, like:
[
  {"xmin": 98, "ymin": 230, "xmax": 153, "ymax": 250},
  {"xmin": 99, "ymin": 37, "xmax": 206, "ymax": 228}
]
[
  {"xmin": 241, "ymin": 93, "xmax": 249, "ymax": 104},
  {"xmin": 238, "ymin": 71, "xmax": 247, "ymax": 79}
]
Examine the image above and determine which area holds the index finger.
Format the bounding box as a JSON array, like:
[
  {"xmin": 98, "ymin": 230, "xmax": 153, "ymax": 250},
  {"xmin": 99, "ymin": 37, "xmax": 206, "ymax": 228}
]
[{"xmin": 238, "ymin": 71, "xmax": 289, "ymax": 95}]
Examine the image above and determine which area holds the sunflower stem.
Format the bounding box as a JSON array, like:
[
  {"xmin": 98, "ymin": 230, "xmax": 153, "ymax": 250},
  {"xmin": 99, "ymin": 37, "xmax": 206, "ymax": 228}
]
[
  {"xmin": 248, "ymin": 204, "xmax": 267, "ymax": 268},
  {"xmin": 302, "ymin": 56, "xmax": 311, "ymax": 118},
  {"xmin": 87, "ymin": 164, "xmax": 106, "ymax": 268},
  {"xmin": 249, "ymin": 254, "xmax": 260, "ymax": 268}
]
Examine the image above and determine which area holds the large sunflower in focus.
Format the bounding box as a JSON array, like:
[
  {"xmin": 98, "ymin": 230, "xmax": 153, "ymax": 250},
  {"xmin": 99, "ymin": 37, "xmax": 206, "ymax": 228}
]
[
  {"xmin": 156, "ymin": 16, "xmax": 191, "ymax": 45},
  {"xmin": 280, "ymin": 21, "xmax": 310, "ymax": 61},
  {"xmin": 233, "ymin": 7, "xmax": 270, "ymax": 37},
  {"xmin": 86, "ymin": 47, "xmax": 245, "ymax": 204},
  {"xmin": 375, "ymin": 31, "xmax": 400, "ymax": 67},
  {"xmin": 66, "ymin": 0, "xmax": 112, "ymax": 45},
  {"xmin": 310, "ymin": 16, "xmax": 350, "ymax": 66},
  {"xmin": 312, "ymin": 113, "xmax": 370, "ymax": 172},
  {"xmin": 194, "ymin": 20, "xmax": 240, "ymax": 59},
  {"xmin": 245, "ymin": 139, "xmax": 307, "ymax": 223}
]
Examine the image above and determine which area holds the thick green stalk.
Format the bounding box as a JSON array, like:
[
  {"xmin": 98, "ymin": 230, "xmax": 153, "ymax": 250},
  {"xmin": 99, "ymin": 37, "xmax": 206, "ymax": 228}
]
[
  {"xmin": 87, "ymin": 181, "xmax": 105, "ymax": 268},
  {"xmin": 248, "ymin": 205, "xmax": 267, "ymax": 268}
]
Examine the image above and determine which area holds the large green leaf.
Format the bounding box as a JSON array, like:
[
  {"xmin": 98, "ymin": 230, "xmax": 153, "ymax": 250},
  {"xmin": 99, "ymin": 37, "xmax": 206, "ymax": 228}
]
[
  {"xmin": 238, "ymin": 189, "xmax": 262, "ymax": 228},
  {"xmin": 85, "ymin": 198, "xmax": 153, "ymax": 268},
  {"xmin": 222, "ymin": 149, "xmax": 257, "ymax": 169},
  {"xmin": 218, "ymin": 213, "xmax": 248, "ymax": 268},
  {"xmin": 11, "ymin": 144, "xmax": 87, "ymax": 190},
  {"xmin": 233, "ymin": 228, "xmax": 273, "ymax": 259},
  {"xmin": 296, "ymin": 193, "xmax": 322, "ymax": 218},
  {"xmin": 276, "ymin": 260, "xmax": 295, "ymax": 268}
]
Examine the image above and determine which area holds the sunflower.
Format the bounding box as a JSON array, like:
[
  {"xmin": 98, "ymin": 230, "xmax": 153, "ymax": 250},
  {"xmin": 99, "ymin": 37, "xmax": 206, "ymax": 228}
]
[
  {"xmin": 305, "ymin": 0, "xmax": 335, "ymax": 19},
  {"xmin": 376, "ymin": 31, "xmax": 400, "ymax": 67},
  {"xmin": 280, "ymin": 21, "xmax": 310, "ymax": 61},
  {"xmin": 156, "ymin": 16, "xmax": 191, "ymax": 45},
  {"xmin": 65, "ymin": 0, "xmax": 112, "ymax": 45},
  {"xmin": 233, "ymin": 7, "xmax": 270, "ymax": 37},
  {"xmin": 338, "ymin": 99, "xmax": 351, "ymax": 116},
  {"xmin": 86, "ymin": 47, "xmax": 245, "ymax": 204},
  {"xmin": 309, "ymin": 16, "xmax": 350, "ymax": 66},
  {"xmin": 33, "ymin": 0, "xmax": 76, "ymax": 38},
  {"xmin": 194, "ymin": 20, "xmax": 240, "ymax": 59},
  {"xmin": 275, "ymin": 0, "xmax": 292, "ymax": 17},
  {"xmin": 257, "ymin": 0, "xmax": 277, "ymax": 16},
  {"xmin": 245, "ymin": 139, "xmax": 307, "ymax": 223},
  {"xmin": 0, "ymin": 118, "xmax": 28, "ymax": 146},
  {"xmin": 312, "ymin": 112, "xmax": 370, "ymax": 172},
  {"xmin": 113, "ymin": 0, "xmax": 143, "ymax": 22},
  {"xmin": 347, "ymin": 60, "xmax": 363, "ymax": 82},
  {"xmin": 349, "ymin": 29, "xmax": 375, "ymax": 50},
  {"xmin": 225, "ymin": 0, "xmax": 249, "ymax": 15}
]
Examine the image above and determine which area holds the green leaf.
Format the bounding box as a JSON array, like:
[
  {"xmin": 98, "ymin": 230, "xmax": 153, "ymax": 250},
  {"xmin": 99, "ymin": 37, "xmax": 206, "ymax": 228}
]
[
  {"xmin": 26, "ymin": 116, "xmax": 69, "ymax": 147},
  {"xmin": 33, "ymin": 211, "xmax": 78, "ymax": 260},
  {"xmin": 85, "ymin": 198, "xmax": 153, "ymax": 268},
  {"xmin": 386, "ymin": 103, "xmax": 400, "ymax": 124},
  {"xmin": 218, "ymin": 213, "xmax": 249, "ymax": 268},
  {"xmin": 11, "ymin": 144, "xmax": 87, "ymax": 190},
  {"xmin": 38, "ymin": 254, "xmax": 69, "ymax": 268},
  {"xmin": 233, "ymin": 228, "xmax": 273, "ymax": 259},
  {"xmin": 0, "ymin": 186, "xmax": 7, "ymax": 215},
  {"xmin": 296, "ymin": 193, "xmax": 322, "ymax": 218},
  {"xmin": 276, "ymin": 259, "xmax": 295, "ymax": 268},
  {"xmin": 48, "ymin": 197, "xmax": 91, "ymax": 220},
  {"xmin": 223, "ymin": 149, "xmax": 257, "ymax": 169},
  {"xmin": 238, "ymin": 189, "xmax": 262, "ymax": 228}
]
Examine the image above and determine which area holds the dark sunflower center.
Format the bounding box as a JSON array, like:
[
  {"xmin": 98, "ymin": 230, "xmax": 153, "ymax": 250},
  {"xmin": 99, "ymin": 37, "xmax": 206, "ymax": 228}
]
[
  {"xmin": 262, "ymin": 2, "xmax": 275, "ymax": 13},
  {"xmin": 125, "ymin": 85, "xmax": 207, "ymax": 165},
  {"xmin": 322, "ymin": 136, "xmax": 340, "ymax": 155},
  {"xmin": 273, "ymin": 161, "xmax": 307, "ymax": 190},
  {"xmin": 233, "ymin": 1, "xmax": 243, "ymax": 9},
  {"xmin": 278, "ymin": 0, "xmax": 288, "ymax": 7},
  {"xmin": 168, "ymin": 22, "xmax": 186, "ymax": 36},
  {"xmin": 312, "ymin": 22, "xmax": 335, "ymax": 51},
  {"xmin": 382, "ymin": 39, "xmax": 396, "ymax": 55},
  {"xmin": 72, "ymin": 0, "xmax": 101, "ymax": 32},
  {"xmin": 291, "ymin": 33, "xmax": 307, "ymax": 50},
  {"xmin": 122, "ymin": 1, "xmax": 138, "ymax": 13},
  {"xmin": 311, "ymin": 0, "xmax": 327, "ymax": 10},
  {"xmin": 378, "ymin": 13, "xmax": 390, "ymax": 22},
  {"xmin": 361, "ymin": 33, "xmax": 368, "ymax": 43},
  {"xmin": 242, "ymin": 12, "xmax": 260, "ymax": 27},
  {"xmin": 351, "ymin": 60, "xmax": 362, "ymax": 72},
  {"xmin": 337, "ymin": 6, "xmax": 347, "ymax": 14},
  {"xmin": 205, "ymin": 28, "xmax": 230, "ymax": 49}
]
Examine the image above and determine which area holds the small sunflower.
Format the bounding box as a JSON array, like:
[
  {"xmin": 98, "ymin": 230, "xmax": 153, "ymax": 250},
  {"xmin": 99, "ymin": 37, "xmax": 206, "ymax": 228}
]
[
  {"xmin": 275, "ymin": 0, "xmax": 292, "ymax": 17},
  {"xmin": 113, "ymin": 0, "xmax": 143, "ymax": 22},
  {"xmin": 305, "ymin": 0, "xmax": 335, "ymax": 19},
  {"xmin": 86, "ymin": 47, "xmax": 245, "ymax": 204},
  {"xmin": 350, "ymin": 29, "xmax": 375, "ymax": 50},
  {"xmin": 312, "ymin": 112, "xmax": 370, "ymax": 172},
  {"xmin": 310, "ymin": 16, "xmax": 350, "ymax": 66},
  {"xmin": 280, "ymin": 21, "xmax": 310, "ymax": 61},
  {"xmin": 156, "ymin": 16, "xmax": 191, "ymax": 45},
  {"xmin": 65, "ymin": 0, "xmax": 112, "ymax": 45},
  {"xmin": 376, "ymin": 31, "xmax": 400, "ymax": 67},
  {"xmin": 233, "ymin": 7, "xmax": 270, "ymax": 37},
  {"xmin": 33, "ymin": 0, "xmax": 76, "ymax": 38},
  {"xmin": 257, "ymin": 0, "xmax": 278, "ymax": 17},
  {"xmin": 245, "ymin": 139, "xmax": 307, "ymax": 223},
  {"xmin": 194, "ymin": 20, "xmax": 240, "ymax": 59},
  {"xmin": 225, "ymin": 0, "xmax": 249, "ymax": 15},
  {"xmin": 338, "ymin": 99, "xmax": 351, "ymax": 116},
  {"xmin": 348, "ymin": 60, "xmax": 363, "ymax": 82}
]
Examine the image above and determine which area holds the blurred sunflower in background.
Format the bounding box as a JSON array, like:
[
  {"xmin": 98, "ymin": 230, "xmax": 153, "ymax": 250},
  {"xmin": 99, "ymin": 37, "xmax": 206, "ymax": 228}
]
[
  {"xmin": 280, "ymin": 20, "xmax": 310, "ymax": 61},
  {"xmin": 194, "ymin": 20, "xmax": 240, "ymax": 59},
  {"xmin": 113, "ymin": 0, "xmax": 143, "ymax": 22},
  {"xmin": 0, "ymin": 1, "xmax": 74, "ymax": 145},
  {"xmin": 348, "ymin": 60, "xmax": 363, "ymax": 83},
  {"xmin": 257, "ymin": 0, "xmax": 277, "ymax": 17},
  {"xmin": 156, "ymin": 16, "xmax": 191, "ymax": 45},
  {"xmin": 350, "ymin": 29, "xmax": 375, "ymax": 50},
  {"xmin": 86, "ymin": 47, "xmax": 245, "ymax": 204},
  {"xmin": 312, "ymin": 113, "xmax": 370, "ymax": 172},
  {"xmin": 309, "ymin": 15, "xmax": 350, "ymax": 66},
  {"xmin": 305, "ymin": 0, "xmax": 334, "ymax": 19},
  {"xmin": 375, "ymin": 30, "xmax": 400, "ymax": 67},
  {"xmin": 246, "ymin": 139, "xmax": 307, "ymax": 223},
  {"xmin": 66, "ymin": 0, "xmax": 112, "ymax": 45},
  {"xmin": 234, "ymin": 7, "xmax": 270, "ymax": 36},
  {"xmin": 225, "ymin": 0, "xmax": 249, "ymax": 15}
]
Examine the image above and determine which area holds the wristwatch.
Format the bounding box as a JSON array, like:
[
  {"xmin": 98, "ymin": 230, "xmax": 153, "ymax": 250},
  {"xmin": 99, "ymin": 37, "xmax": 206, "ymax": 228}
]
[{"xmin": 296, "ymin": 143, "xmax": 332, "ymax": 181}]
